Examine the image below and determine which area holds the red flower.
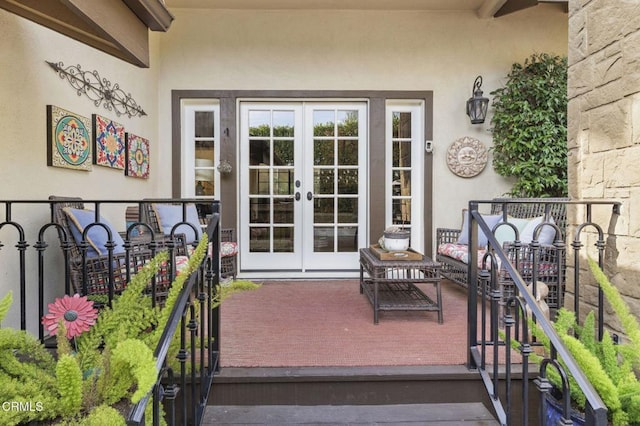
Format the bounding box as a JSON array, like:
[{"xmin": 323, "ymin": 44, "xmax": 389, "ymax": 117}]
[{"xmin": 42, "ymin": 294, "xmax": 98, "ymax": 339}]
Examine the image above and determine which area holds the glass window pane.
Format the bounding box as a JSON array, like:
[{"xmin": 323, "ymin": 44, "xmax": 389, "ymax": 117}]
[
  {"xmin": 337, "ymin": 110, "xmax": 358, "ymax": 136},
  {"xmin": 250, "ymin": 140, "xmax": 270, "ymax": 166},
  {"xmin": 274, "ymin": 227, "xmax": 294, "ymax": 252},
  {"xmin": 338, "ymin": 226, "xmax": 358, "ymax": 252},
  {"xmin": 274, "ymin": 140, "xmax": 294, "ymax": 165},
  {"xmin": 314, "ymin": 227, "xmax": 334, "ymax": 252},
  {"xmin": 392, "ymin": 170, "xmax": 411, "ymax": 196},
  {"xmin": 392, "ymin": 141, "xmax": 412, "ymax": 167},
  {"xmin": 273, "ymin": 111, "xmax": 295, "ymax": 137},
  {"xmin": 249, "ymin": 110, "xmax": 270, "ymax": 136},
  {"xmin": 195, "ymin": 140, "xmax": 215, "ymax": 162},
  {"xmin": 273, "ymin": 169, "xmax": 294, "ymax": 195},
  {"xmin": 195, "ymin": 180, "xmax": 214, "ymax": 196},
  {"xmin": 337, "ymin": 140, "xmax": 358, "ymax": 165},
  {"xmin": 314, "ymin": 198, "xmax": 334, "ymax": 223},
  {"xmin": 392, "ymin": 199, "xmax": 411, "ymax": 225},
  {"xmin": 273, "ymin": 198, "xmax": 294, "ymax": 224},
  {"xmin": 314, "ymin": 169, "xmax": 335, "ymax": 194},
  {"xmin": 314, "ymin": 140, "xmax": 334, "ymax": 165},
  {"xmin": 337, "ymin": 169, "xmax": 358, "ymax": 194},
  {"xmin": 249, "ymin": 227, "xmax": 270, "ymax": 252},
  {"xmin": 195, "ymin": 111, "xmax": 214, "ymax": 138},
  {"xmin": 392, "ymin": 112, "xmax": 411, "ymax": 138},
  {"xmin": 313, "ymin": 110, "xmax": 335, "ymax": 136},
  {"xmin": 337, "ymin": 198, "xmax": 358, "ymax": 223},
  {"xmin": 250, "ymin": 198, "xmax": 270, "ymax": 223},
  {"xmin": 249, "ymin": 169, "xmax": 270, "ymax": 195}
]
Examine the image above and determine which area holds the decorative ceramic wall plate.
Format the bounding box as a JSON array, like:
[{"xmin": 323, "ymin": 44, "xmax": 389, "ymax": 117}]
[{"xmin": 446, "ymin": 136, "xmax": 488, "ymax": 178}]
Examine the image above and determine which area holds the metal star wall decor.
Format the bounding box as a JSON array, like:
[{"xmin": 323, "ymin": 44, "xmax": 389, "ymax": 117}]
[{"xmin": 46, "ymin": 60, "xmax": 147, "ymax": 118}]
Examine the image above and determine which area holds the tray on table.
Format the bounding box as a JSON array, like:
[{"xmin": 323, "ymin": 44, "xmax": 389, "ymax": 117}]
[{"xmin": 369, "ymin": 244, "xmax": 423, "ymax": 261}]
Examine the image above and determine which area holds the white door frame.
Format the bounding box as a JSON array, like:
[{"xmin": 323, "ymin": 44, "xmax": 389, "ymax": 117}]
[{"xmin": 238, "ymin": 100, "xmax": 368, "ymax": 275}]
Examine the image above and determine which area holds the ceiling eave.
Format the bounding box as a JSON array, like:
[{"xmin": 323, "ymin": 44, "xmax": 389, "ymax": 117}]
[{"xmin": 0, "ymin": 0, "xmax": 174, "ymax": 68}]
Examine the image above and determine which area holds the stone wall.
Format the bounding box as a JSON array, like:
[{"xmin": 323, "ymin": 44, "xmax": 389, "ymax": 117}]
[{"xmin": 567, "ymin": 0, "xmax": 640, "ymax": 329}]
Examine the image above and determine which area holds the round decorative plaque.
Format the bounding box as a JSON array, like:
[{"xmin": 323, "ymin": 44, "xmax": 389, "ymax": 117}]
[{"xmin": 446, "ymin": 136, "xmax": 488, "ymax": 178}]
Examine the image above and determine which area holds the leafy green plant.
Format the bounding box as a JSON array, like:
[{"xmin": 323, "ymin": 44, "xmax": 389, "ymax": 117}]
[
  {"xmin": 514, "ymin": 258, "xmax": 640, "ymax": 425},
  {"xmin": 490, "ymin": 52, "xmax": 568, "ymax": 197}
]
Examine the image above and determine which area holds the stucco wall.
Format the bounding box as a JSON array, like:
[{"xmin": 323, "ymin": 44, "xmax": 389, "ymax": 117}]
[
  {"xmin": 156, "ymin": 5, "xmax": 568, "ymax": 247},
  {"xmin": 0, "ymin": 9, "xmax": 163, "ymax": 330},
  {"xmin": 567, "ymin": 0, "xmax": 640, "ymax": 325}
]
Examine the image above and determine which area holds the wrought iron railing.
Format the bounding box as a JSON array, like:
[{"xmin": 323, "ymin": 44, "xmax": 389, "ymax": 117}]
[
  {"xmin": 467, "ymin": 199, "xmax": 621, "ymax": 425},
  {"xmin": 0, "ymin": 198, "xmax": 222, "ymax": 425}
]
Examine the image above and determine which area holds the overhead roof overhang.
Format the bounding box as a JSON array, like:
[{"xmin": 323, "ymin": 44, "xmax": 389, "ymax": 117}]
[
  {"xmin": 494, "ymin": 0, "xmax": 568, "ymax": 17},
  {"xmin": 0, "ymin": 0, "xmax": 174, "ymax": 68}
]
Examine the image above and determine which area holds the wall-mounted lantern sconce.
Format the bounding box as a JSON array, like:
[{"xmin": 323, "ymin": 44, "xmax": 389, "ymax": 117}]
[{"xmin": 466, "ymin": 76, "xmax": 489, "ymax": 124}]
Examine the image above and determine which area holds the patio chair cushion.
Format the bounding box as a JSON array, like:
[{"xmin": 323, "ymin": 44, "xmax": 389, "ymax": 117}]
[
  {"xmin": 456, "ymin": 210, "xmax": 502, "ymax": 248},
  {"xmin": 221, "ymin": 241, "xmax": 238, "ymax": 258},
  {"xmin": 152, "ymin": 203, "xmax": 202, "ymax": 244},
  {"xmin": 437, "ymin": 243, "xmax": 487, "ymax": 268},
  {"xmin": 63, "ymin": 207, "xmax": 125, "ymax": 258},
  {"xmin": 520, "ymin": 215, "xmax": 556, "ymax": 245},
  {"xmin": 493, "ymin": 217, "xmax": 531, "ymax": 247}
]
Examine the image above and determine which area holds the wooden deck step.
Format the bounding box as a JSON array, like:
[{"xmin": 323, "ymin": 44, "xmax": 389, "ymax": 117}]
[{"xmin": 203, "ymin": 402, "xmax": 499, "ymax": 425}]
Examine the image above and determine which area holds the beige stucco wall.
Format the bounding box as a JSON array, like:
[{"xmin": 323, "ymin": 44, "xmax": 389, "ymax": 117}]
[
  {"xmin": 156, "ymin": 5, "xmax": 568, "ymax": 249},
  {"xmin": 567, "ymin": 0, "xmax": 640, "ymax": 326},
  {"xmin": 0, "ymin": 9, "xmax": 163, "ymax": 330}
]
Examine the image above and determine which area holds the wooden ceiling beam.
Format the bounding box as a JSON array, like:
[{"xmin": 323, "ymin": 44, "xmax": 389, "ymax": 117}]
[{"xmin": 0, "ymin": 0, "xmax": 173, "ymax": 68}]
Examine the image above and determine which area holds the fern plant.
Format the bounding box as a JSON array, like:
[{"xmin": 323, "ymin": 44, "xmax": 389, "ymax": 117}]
[{"xmin": 517, "ymin": 258, "xmax": 640, "ymax": 425}]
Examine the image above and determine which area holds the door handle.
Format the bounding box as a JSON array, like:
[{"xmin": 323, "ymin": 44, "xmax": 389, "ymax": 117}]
[
  {"xmin": 295, "ymin": 192, "xmax": 301, "ymax": 201},
  {"xmin": 307, "ymin": 192, "xmax": 313, "ymax": 201}
]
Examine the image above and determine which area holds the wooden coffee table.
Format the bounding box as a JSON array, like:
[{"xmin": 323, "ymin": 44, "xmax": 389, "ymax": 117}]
[{"xmin": 359, "ymin": 247, "xmax": 442, "ymax": 324}]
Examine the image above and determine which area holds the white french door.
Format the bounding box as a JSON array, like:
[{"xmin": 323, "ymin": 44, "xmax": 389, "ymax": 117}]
[{"xmin": 239, "ymin": 101, "xmax": 368, "ymax": 273}]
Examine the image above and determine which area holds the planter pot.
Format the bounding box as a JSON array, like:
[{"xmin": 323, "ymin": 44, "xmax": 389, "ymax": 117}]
[
  {"xmin": 382, "ymin": 230, "xmax": 410, "ymax": 251},
  {"xmin": 544, "ymin": 395, "xmax": 586, "ymax": 426}
]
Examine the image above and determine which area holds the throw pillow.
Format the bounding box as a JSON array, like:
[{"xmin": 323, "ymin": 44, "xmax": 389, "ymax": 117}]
[
  {"xmin": 520, "ymin": 216, "xmax": 556, "ymax": 245},
  {"xmin": 457, "ymin": 209, "xmax": 502, "ymax": 248},
  {"xmin": 153, "ymin": 203, "xmax": 202, "ymax": 244},
  {"xmin": 63, "ymin": 207, "xmax": 126, "ymax": 258},
  {"xmin": 493, "ymin": 217, "xmax": 531, "ymax": 247}
]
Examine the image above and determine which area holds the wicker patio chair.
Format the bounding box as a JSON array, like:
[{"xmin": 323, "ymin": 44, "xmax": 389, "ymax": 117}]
[
  {"xmin": 142, "ymin": 202, "xmax": 238, "ymax": 279},
  {"xmin": 436, "ymin": 198, "xmax": 567, "ymax": 310},
  {"xmin": 49, "ymin": 196, "xmax": 188, "ymax": 304}
]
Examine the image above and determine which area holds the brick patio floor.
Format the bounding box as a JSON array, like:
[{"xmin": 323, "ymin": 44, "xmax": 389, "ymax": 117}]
[{"xmin": 220, "ymin": 279, "xmax": 476, "ymax": 368}]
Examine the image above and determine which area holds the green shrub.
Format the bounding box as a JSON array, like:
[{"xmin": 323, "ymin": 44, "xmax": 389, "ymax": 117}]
[{"xmin": 490, "ymin": 52, "xmax": 568, "ymax": 197}]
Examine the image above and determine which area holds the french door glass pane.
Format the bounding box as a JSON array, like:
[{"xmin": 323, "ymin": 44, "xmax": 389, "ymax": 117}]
[
  {"xmin": 337, "ymin": 169, "xmax": 358, "ymax": 194},
  {"xmin": 314, "ymin": 198, "xmax": 334, "ymax": 223},
  {"xmin": 274, "ymin": 140, "xmax": 294, "ymax": 165},
  {"xmin": 273, "ymin": 198, "xmax": 293, "ymax": 224},
  {"xmin": 337, "ymin": 226, "xmax": 357, "ymax": 252},
  {"xmin": 273, "ymin": 169, "xmax": 294, "ymax": 195},
  {"xmin": 313, "ymin": 110, "xmax": 335, "ymax": 136},
  {"xmin": 249, "ymin": 198, "xmax": 270, "ymax": 223},
  {"xmin": 249, "ymin": 110, "xmax": 271, "ymax": 136},
  {"xmin": 274, "ymin": 227, "xmax": 294, "ymax": 252},
  {"xmin": 337, "ymin": 198, "xmax": 358, "ymax": 223},
  {"xmin": 273, "ymin": 111, "xmax": 295, "ymax": 137},
  {"xmin": 250, "ymin": 140, "xmax": 270, "ymax": 165},
  {"xmin": 337, "ymin": 110, "xmax": 358, "ymax": 136},
  {"xmin": 314, "ymin": 227, "xmax": 334, "ymax": 252},
  {"xmin": 249, "ymin": 169, "xmax": 270, "ymax": 195},
  {"xmin": 314, "ymin": 140, "xmax": 334, "ymax": 165},
  {"xmin": 314, "ymin": 169, "xmax": 334, "ymax": 194},
  {"xmin": 250, "ymin": 227, "xmax": 270, "ymax": 252},
  {"xmin": 337, "ymin": 140, "xmax": 358, "ymax": 165}
]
